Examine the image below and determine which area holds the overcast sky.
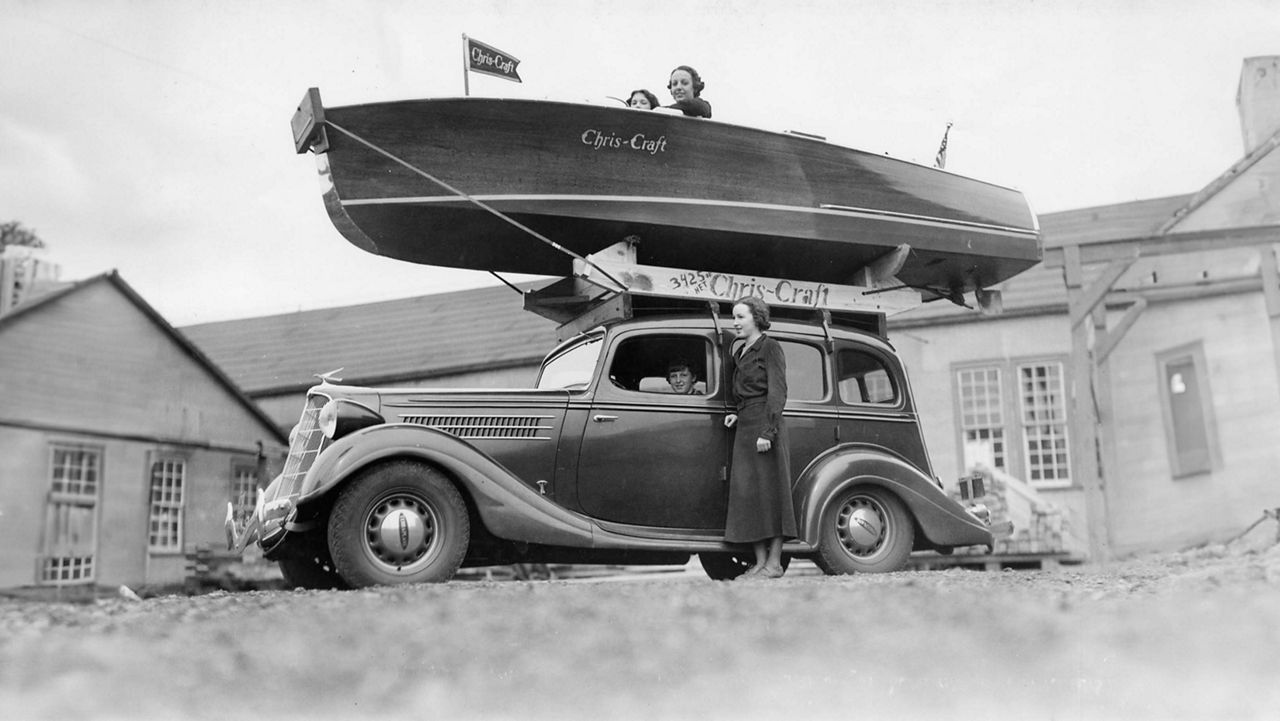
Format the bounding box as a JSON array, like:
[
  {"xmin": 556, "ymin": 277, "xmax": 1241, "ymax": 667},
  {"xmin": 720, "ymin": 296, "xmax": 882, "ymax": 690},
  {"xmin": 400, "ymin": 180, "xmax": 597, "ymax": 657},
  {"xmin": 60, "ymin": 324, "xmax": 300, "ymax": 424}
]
[{"xmin": 3, "ymin": 0, "xmax": 1279, "ymax": 326}]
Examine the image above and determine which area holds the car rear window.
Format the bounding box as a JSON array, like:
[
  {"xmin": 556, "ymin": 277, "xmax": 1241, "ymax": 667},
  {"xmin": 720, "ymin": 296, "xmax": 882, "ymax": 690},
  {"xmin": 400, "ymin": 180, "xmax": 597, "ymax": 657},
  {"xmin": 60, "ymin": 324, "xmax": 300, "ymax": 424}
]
[{"xmin": 837, "ymin": 348, "xmax": 898, "ymax": 405}]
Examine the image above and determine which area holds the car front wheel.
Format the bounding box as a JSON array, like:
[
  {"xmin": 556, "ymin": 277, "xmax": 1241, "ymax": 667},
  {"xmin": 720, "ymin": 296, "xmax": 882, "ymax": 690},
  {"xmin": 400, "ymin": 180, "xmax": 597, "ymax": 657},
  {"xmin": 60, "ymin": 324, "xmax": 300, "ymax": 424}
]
[
  {"xmin": 814, "ymin": 485, "xmax": 913, "ymax": 575},
  {"xmin": 277, "ymin": 529, "xmax": 348, "ymax": 590},
  {"xmin": 328, "ymin": 460, "xmax": 470, "ymax": 587}
]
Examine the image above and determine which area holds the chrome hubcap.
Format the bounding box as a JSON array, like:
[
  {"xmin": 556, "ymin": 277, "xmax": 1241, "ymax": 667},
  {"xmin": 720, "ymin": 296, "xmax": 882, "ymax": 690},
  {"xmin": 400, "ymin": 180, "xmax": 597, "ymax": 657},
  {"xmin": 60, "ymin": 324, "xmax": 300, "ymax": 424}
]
[
  {"xmin": 364, "ymin": 494, "xmax": 439, "ymax": 573},
  {"xmin": 836, "ymin": 496, "xmax": 887, "ymax": 558}
]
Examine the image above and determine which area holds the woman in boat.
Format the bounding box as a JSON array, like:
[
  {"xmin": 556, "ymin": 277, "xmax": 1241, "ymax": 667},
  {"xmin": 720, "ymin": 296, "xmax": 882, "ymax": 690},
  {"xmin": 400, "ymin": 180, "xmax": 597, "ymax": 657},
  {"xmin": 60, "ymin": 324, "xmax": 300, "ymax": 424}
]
[
  {"xmin": 627, "ymin": 89, "xmax": 660, "ymax": 110},
  {"xmin": 722, "ymin": 296, "xmax": 796, "ymax": 579},
  {"xmin": 665, "ymin": 65, "xmax": 712, "ymax": 118}
]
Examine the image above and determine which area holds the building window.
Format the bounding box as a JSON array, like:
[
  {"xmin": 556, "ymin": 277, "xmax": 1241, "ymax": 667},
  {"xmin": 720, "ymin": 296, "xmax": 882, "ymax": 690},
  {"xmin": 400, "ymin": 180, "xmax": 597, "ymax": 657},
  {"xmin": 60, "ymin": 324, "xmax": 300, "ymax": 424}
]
[
  {"xmin": 148, "ymin": 456, "xmax": 185, "ymax": 552},
  {"xmin": 231, "ymin": 461, "xmax": 259, "ymax": 522},
  {"xmin": 954, "ymin": 359, "xmax": 1071, "ymax": 488},
  {"xmin": 1157, "ymin": 342, "xmax": 1219, "ymax": 477},
  {"xmin": 956, "ymin": 367, "xmax": 1007, "ymax": 471},
  {"xmin": 40, "ymin": 444, "xmax": 101, "ymax": 584},
  {"xmin": 1018, "ymin": 363, "xmax": 1071, "ymax": 486}
]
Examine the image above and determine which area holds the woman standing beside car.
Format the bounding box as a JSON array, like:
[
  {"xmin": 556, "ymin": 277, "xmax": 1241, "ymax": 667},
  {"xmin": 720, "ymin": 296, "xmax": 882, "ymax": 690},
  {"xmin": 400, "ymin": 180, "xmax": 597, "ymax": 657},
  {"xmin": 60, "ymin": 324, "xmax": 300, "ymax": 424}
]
[{"xmin": 723, "ymin": 296, "xmax": 797, "ymax": 579}]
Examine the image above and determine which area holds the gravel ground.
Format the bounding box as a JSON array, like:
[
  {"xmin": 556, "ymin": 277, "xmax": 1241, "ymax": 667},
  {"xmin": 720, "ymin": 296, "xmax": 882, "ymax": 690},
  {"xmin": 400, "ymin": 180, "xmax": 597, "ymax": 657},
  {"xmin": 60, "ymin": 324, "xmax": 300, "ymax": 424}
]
[{"xmin": 2, "ymin": 525, "xmax": 1279, "ymax": 721}]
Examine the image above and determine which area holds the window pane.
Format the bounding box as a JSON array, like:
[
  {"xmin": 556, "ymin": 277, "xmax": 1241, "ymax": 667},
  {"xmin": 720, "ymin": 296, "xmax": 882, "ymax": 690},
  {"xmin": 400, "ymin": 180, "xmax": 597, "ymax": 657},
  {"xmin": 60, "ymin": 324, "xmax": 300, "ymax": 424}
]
[
  {"xmin": 779, "ymin": 341, "xmax": 826, "ymax": 401},
  {"xmin": 149, "ymin": 458, "xmax": 185, "ymax": 551},
  {"xmin": 232, "ymin": 463, "xmax": 259, "ymax": 521},
  {"xmin": 1163, "ymin": 356, "xmax": 1213, "ymax": 475},
  {"xmin": 608, "ymin": 335, "xmax": 713, "ymax": 395},
  {"xmin": 956, "ymin": 367, "xmax": 1006, "ymax": 470},
  {"xmin": 837, "ymin": 349, "xmax": 897, "ymax": 405},
  {"xmin": 1018, "ymin": 363, "xmax": 1070, "ymax": 485}
]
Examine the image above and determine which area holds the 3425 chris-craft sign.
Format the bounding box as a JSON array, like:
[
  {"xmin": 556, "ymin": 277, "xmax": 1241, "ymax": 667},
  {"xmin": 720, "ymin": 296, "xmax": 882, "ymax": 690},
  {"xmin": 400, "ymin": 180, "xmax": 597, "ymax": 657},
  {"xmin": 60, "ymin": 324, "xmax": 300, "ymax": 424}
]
[{"xmin": 575, "ymin": 257, "xmax": 921, "ymax": 315}]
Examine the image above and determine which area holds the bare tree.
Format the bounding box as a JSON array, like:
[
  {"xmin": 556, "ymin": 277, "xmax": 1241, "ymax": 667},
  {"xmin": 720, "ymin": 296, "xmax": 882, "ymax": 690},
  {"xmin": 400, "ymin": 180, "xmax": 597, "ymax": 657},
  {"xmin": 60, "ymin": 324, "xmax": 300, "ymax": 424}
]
[{"xmin": 1, "ymin": 221, "xmax": 46, "ymax": 252}]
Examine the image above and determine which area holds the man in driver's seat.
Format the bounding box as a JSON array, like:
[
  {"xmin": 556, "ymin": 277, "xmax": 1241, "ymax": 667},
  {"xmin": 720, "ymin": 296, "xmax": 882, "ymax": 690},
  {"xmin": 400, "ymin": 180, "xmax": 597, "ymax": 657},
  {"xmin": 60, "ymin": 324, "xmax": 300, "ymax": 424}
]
[{"xmin": 666, "ymin": 358, "xmax": 700, "ymax": 395}]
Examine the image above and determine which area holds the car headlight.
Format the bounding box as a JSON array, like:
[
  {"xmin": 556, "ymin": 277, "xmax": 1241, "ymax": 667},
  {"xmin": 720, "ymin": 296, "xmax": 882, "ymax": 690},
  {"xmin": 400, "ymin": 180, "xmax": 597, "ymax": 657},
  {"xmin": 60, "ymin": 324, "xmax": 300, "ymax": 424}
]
[
  {"xmin": 317, "ymin": 399, "xmax": 384, "ymax": 440},
  {"xmin": 318, "ymin": 400, "xmax": 340, "ymax": 439}
]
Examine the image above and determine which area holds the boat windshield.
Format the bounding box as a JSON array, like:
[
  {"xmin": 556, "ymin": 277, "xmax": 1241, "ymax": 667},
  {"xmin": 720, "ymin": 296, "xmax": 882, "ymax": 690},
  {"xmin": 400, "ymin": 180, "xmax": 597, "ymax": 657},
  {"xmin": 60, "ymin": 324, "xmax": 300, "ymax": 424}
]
[{"xmin": 535, "ymin": 336, "xmax": 603, "ymax": 390}]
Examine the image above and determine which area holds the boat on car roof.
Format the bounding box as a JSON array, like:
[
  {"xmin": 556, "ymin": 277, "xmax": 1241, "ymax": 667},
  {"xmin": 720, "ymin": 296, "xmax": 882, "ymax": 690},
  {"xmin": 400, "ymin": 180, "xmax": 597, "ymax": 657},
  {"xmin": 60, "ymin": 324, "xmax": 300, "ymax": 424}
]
[{"xmin": 292, "ymin": 89, "xmax": 1041, "ymax": 297}]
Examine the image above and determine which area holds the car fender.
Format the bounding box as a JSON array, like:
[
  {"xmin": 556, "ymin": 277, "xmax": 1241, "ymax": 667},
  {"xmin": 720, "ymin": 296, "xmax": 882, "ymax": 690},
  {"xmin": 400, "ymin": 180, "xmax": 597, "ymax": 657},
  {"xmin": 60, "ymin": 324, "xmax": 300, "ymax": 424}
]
[
  {"xmin": 298, "ymin": 423, "xmax": 595, "ymax": 548},
  {"xmin": 795, "ymin": 444, "xmax": 992, "ymax": 549}
]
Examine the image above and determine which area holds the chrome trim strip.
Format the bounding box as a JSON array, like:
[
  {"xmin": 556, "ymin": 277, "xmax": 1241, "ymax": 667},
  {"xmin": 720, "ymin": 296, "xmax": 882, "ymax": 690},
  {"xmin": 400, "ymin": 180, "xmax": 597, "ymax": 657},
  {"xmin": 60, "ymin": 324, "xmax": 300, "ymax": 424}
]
[{"xmin": 342, "ymin": 194, "xmax": 1039, "ymax": 239}]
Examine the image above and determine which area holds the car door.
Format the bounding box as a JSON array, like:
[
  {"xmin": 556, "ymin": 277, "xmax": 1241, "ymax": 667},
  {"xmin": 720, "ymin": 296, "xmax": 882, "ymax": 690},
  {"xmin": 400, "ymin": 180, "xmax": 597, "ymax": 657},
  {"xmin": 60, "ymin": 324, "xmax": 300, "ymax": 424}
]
[{"xmin": 575, "ymin": 329, "xmax": 730, "ymax": 529}]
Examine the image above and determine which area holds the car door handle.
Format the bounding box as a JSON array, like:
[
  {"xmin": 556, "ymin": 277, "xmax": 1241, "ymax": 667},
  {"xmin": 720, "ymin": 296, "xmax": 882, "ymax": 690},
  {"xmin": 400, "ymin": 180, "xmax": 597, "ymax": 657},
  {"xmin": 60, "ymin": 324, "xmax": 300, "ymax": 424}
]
[{"xmin": 592, "ymin": 414, "xmax": 618, "ymax": 422}]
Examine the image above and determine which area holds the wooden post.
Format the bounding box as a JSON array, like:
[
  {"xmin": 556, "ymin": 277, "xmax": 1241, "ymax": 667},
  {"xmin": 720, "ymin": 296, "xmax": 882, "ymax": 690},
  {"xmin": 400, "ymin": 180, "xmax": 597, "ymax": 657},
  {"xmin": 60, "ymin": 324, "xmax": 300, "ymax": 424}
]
[
  {"xmin": 1062, "ymin": 244, "xmax": 1112, "ymax": 562},
  {"xmin": 1090, "ymin": 303, "xmax": 1119, "ymax": 559},
  {"xmin": 462, "ymin": 34, "xmax": 471, "ymax": 96}
]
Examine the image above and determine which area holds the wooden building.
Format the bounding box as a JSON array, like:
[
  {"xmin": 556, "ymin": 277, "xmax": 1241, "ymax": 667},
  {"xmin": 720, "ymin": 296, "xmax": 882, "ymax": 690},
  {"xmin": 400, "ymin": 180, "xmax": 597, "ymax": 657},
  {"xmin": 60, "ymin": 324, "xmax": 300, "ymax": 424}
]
[
  {"xmin": 0, "ymin": 272, "xmax": 286, "ymax": 590},
  {"xmin": 897, "ymin": 56, "xmax": 1280, "ymax": 558}
]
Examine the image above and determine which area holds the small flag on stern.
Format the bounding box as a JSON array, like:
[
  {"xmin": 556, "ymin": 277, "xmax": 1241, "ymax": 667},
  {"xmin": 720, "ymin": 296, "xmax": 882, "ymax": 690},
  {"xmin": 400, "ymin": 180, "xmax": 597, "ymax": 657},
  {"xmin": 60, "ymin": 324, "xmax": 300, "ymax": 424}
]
[
  {"xmin": 465, "ymin": 36, "xmax": 522, "ymax": 83},
  {"xmin": 934, "ymin": 122, "xmax": 952, "ymax": 169}
]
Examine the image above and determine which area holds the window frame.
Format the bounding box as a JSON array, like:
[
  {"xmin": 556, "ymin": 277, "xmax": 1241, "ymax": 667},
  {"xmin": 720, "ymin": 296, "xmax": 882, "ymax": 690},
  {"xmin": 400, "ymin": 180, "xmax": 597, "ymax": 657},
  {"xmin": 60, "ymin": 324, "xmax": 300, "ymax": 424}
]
[
  {"xmin": 603, "ymin": 331, "xmax": 720, "ymax": 399},
  {"xmin": 955, "ymin": 365, "xmax": 1008, "ymax": 472},
  {"xmin": 230, "ymin": 458, "xmax": 260, "ymax": 526},
  {"xmin": 772, "ymin": 337, "xmax": 830, "ymax": 404},
  {"xmin": 952, "ymin": 355, "xmax": 1073, "ymax": 489},
  {"xmin": 1015, "ymin": 361, "xmax": 1072, "ymax": 488},
  {"xmin": 147, "ymin": 452, "xmax": 188, "ymax": 554},
  {"xmin": 1155, "ymin": 341, "xmax": 1220, "ymax": 479},
  {"xmin": 836, "ymin": 345, "xmax": 903, "ymax": 409}
]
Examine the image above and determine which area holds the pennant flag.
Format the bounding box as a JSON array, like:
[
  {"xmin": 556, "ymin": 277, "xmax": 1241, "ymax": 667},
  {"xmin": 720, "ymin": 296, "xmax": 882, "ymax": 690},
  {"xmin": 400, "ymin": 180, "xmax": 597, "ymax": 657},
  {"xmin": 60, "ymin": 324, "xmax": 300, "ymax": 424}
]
[
  {"xmin": 934, "ymin": 122, "xmax": 952, "ymax": 169},
  {"xmin": 466, "ymin": 37, "xmax": 522, "ymax": 83}
]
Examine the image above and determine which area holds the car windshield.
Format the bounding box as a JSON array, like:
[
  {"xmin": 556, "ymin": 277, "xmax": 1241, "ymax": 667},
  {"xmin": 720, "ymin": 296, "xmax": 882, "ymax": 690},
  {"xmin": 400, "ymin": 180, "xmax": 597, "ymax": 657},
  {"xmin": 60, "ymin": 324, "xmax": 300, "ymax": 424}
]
[{"xmin": 536, "ymin": 336, "xmax": 603, "ymax": 389}]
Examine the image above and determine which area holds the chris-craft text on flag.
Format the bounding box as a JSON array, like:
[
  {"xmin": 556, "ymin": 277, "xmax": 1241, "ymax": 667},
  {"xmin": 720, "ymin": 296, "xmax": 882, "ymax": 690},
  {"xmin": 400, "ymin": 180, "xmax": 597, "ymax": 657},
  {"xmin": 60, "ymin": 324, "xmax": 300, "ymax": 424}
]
[{"xmin": 466, "ymin": 37, "xmax": 522, "ymax": 83}]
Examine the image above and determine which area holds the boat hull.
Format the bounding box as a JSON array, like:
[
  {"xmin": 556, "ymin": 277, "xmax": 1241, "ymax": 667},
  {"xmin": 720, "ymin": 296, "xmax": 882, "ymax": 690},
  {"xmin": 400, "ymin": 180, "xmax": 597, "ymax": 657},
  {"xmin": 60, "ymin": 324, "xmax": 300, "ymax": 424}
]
[{"xmin": 311, "ymin": 96, "xmax": 1040, "ymax": 292}]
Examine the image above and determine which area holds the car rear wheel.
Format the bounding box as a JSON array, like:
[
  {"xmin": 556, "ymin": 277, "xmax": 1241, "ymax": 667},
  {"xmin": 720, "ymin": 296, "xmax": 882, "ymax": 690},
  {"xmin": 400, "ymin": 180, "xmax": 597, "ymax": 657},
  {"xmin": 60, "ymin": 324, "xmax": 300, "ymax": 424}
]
[
  {"xmin": 814, "ymin": 485, "xmax": 913, "ymax": 575},
  {"xmin": 328, "ymin": 461, "xmax": 470, "ymax": 587},
  {"xmin": 699, "ymin": 552, "xmax": 791, "ymax": 580}
]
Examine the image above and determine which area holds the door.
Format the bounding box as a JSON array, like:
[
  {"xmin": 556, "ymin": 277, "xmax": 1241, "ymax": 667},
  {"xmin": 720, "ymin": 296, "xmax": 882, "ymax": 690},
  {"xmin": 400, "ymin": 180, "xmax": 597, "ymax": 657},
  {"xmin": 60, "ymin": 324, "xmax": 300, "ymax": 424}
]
[
  {"xmin": 40, "ymin": 444, "xmax": 101, "ymax": 585},
  {"xmin": 576, "ymin": 331, "xmax": 731, "ymax": 529}
]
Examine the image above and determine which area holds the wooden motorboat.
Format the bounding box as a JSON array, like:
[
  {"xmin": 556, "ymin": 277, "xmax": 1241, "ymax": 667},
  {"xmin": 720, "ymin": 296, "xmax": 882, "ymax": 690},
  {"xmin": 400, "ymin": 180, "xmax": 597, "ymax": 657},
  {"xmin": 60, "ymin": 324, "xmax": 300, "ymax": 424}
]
[{"xmin": 292, "ymin": 88, "xmax": 1040, "ymax": 296}]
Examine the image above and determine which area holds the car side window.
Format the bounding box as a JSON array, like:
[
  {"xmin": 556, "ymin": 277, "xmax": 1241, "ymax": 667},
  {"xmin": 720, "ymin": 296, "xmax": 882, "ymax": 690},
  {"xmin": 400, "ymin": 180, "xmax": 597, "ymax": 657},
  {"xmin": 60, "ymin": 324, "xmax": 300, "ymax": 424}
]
[
  {"xmin": 777, "ymin": 340, "xmax": 827, "ymax": 401},
  {"xmin": 608, "ymin": 335, "xmax": 713, "ymax": 395},
  {"xmin": 837, "ymin": 348, "xmax": 898, "ymax": 405}
]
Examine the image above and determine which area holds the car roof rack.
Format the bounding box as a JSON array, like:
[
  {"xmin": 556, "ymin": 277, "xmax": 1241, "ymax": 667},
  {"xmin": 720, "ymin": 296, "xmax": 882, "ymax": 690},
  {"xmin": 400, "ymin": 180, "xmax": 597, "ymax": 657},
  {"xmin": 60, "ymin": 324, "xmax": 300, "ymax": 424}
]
[{"xmin": 525, "ymin": 240, "xmax": 921, "ymax": 341}]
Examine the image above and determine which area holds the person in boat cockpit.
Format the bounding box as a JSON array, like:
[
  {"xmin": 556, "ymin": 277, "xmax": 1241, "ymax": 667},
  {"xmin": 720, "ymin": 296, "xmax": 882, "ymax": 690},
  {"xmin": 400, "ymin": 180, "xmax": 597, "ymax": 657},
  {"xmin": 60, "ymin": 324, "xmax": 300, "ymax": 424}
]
[
  {"xmin": 665, "ymin": 65, "xmax": 712, "ymax": 118},
  {"xmin": 666, "ymin": 358, "xmax": 701, "ymax": 395},
  {"xmin": 628, "ymin": 89, "xmax": 660, "ymax": 110}
]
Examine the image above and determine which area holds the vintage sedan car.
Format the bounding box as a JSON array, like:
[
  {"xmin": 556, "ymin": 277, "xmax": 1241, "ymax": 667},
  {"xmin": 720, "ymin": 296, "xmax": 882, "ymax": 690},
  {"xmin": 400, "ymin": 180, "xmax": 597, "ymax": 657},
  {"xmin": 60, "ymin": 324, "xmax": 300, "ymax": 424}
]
[{"xmin": 228, "ymin": 310, "xmax": 993, "ymax": 588}]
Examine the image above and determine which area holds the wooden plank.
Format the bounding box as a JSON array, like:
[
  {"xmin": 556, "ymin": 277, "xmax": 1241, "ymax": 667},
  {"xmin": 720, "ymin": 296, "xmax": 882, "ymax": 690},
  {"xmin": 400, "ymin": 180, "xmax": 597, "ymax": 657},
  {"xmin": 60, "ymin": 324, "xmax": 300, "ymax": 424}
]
[
  {"xmin": 1044, "ymin": 225, "xmax": 1280, "ymax": 268},
  {"xmin": 1069, "ymin": 256, "xmax": 1136, "ymax": 328},
  {"xmin": 574, "ymin": 256, "xmax": 923, "ymax": 316},
  {"xmin": 1067, "ymin": 277, "xmax": 1111, "ymax": 562},
  {"xmin": 1095, "ymin": 298, "xmax": 1148, "ymax": 363},
  {"xmin": 907, "ymin": 552, "xmax": 1083, "ymax": 572}
]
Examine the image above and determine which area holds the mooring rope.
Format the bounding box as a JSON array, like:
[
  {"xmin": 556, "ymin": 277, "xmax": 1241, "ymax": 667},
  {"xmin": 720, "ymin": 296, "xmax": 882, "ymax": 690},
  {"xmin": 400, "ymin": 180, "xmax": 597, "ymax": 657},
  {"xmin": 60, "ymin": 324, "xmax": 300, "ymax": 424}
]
[{"xmin": 323, "ymin": 120, "xmax": 628, "ymax": 293}]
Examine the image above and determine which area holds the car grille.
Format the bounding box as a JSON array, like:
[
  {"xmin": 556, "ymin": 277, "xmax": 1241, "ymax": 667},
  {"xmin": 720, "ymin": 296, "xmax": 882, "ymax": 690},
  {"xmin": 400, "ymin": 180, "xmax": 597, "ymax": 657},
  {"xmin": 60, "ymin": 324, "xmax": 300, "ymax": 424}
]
[
  {"xmin": 399, "ymin": 414, "xmax": 554, "ymax": 440},
  {"xmin": 280, "ymin": 393, "xmax": 331, "ymax": 496}
]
